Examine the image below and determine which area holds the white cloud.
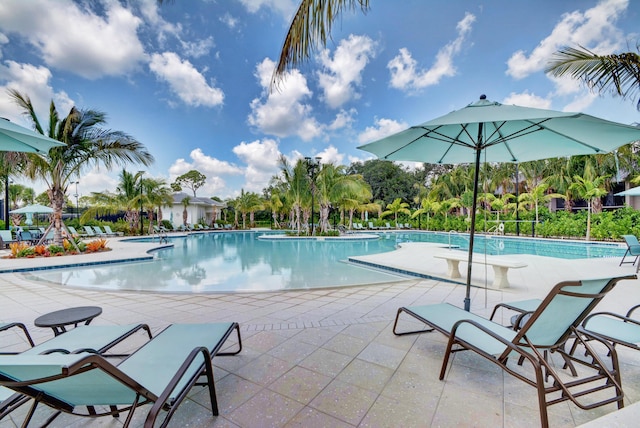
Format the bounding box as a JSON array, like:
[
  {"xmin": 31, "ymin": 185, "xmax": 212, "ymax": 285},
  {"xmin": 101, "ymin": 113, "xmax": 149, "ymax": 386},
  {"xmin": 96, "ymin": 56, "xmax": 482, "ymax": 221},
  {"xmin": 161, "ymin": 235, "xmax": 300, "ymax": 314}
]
[
  {"xmin": 238, "ymin": 0, "xmax": 297, "ymax": 20},
  {"xmin": 248, "ymin": 58, "xmax": 322, "ymax": 140},
  {"xmin": 0, "ymin": 0, "xmax": 146, "ymax": 79},
  {"xmin": 0, "ymin": 60, "xmax": 73, "ymax": 126},
  {"xmin": 328, "ymin": 109, "xmax": 356, "ymax": 131},
  {"xmin": 149, "ymin": 52, "xmax": 224, "ymax": 107},
  {"xmin": 168, "ymin": 148, "xmax": 243, "ymax": 196},
  {"xmin": 220, "ymin": 13, "xmax": 239, "ymax": 30},
  {"xmin": 506, "ymin": 0, "xmax": 628, "ymax": 79},
  {"xmin": 317, "ymin": 34, "xmax": 376, "ymax": 108},
  {"xmin": 562, "ymin": 92, "xmax": 599, "ymax": 112},
  {"xmin": 358, "ymin": 118, "xmax": 409, "ymax": 144},
  {"xmin": 388, "ymin": 12, "xmax": 475, "ymax": 92},
  {"xmin": 233, "ymin": 139, "xmax": 282, "ymax": 192},
  {"xmin": 502, "ymin": 91, "xmax": 552, "ymax": 109},
  {"xmin": 316, "ymin": 145, "xmax": 344, "ymax": 166},
  {"xmin": 181, "ymin": 37, "xmax": 215, "ymax": 59}
]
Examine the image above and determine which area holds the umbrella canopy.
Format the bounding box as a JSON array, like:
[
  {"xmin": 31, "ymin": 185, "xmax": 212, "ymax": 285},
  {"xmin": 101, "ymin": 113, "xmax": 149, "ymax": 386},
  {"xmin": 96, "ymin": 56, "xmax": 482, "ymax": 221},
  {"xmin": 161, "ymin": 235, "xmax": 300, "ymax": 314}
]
[
  {"xmin": 615, "ymin": 186, "xmax": 640, "ymax": 197},
  {"xmin": 359, "ymin": 95, "xmax": 640, "ymax": 311},
  {"xmin": 0, "ymin": 118, "xmax": 65, "ymax": 153},
  {"xmin": 9, "ymin": 203, "xmax": 54, "ymax": 214}
]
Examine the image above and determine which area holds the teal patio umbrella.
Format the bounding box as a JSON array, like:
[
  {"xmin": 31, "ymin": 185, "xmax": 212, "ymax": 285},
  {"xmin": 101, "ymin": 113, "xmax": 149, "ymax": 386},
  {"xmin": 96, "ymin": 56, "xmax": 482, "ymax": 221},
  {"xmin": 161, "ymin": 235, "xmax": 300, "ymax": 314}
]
[
  {"xmin": 359, "ymin": 95, "xmax": 640, "ymax": 311},
  {"xmin": 615, "ymin": 186, "xmax": 640, "ymax": 197},
  {"xmin": 0, "ymin": 118, "xmax": 64, "ymax": 153}
]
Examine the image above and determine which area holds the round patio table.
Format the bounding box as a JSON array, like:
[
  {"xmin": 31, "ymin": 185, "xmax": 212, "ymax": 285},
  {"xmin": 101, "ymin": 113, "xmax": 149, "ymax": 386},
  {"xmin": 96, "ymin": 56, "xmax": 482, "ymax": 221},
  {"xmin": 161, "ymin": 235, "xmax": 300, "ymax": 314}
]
[{"xmin": 34, "ymin": 306, "xmax": 102, "ymax": 336}]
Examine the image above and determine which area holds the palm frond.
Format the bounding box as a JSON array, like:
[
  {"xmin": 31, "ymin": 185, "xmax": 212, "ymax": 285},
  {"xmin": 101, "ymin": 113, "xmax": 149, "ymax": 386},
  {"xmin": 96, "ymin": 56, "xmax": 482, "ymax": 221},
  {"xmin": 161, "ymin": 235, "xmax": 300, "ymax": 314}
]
[
  {"xmin": 546, "ymin": 45, "xmax": 640, "ymax": 110},
  {"xmin": 272, "ymin": 0, "xmax": 369, "ymax": 89}
]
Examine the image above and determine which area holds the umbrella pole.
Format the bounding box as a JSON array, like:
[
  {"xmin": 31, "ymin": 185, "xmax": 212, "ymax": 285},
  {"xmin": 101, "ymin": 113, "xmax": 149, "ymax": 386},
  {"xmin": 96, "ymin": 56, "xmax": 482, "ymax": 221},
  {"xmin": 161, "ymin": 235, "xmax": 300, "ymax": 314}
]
[{"xmin": 465, "ymin": 134, "xmax": 483, "ymax": 311}]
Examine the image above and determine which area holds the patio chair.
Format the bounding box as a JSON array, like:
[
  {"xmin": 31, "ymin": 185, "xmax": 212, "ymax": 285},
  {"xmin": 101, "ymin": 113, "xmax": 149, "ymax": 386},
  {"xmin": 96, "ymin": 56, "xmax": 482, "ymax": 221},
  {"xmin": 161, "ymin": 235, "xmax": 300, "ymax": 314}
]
[
  {"xmin": 83, "ymin": 226, "xmax": 96, "ymax": 237},
  {"xmin": 0, "ymin": 322, "xmax": 35, "ymax": 348},
  {"xmin": 619, "ymin": 235, "xmax": 640, "ymax": 267},
  {"xmin": 0, "ymin": 322, "xmax": 241, "ymax": 428},
  {"xmin": 0, "ymin": 323, "xmax": 152, "ymax": 421},
  {"xmin": 92, "ymin": 226, "xmax": 108, "ymax": 237},
  {"xmin": 578, "ymin": 303, "xmax": 640, "ymax": 355},
  {"xmin": 392, "ymin": 274, "xmax": 636, "ymax": 428},
  {"xmin": 66, "ymin": 226, "xmax": 83, "ymax": 237},
  {"xmin": 102, "ymin": 225, "xmax": 121, "ymax": 236},
  {"xmin": 368, "ymin": 222, "xmax": 378, "ymax": 230},
  {"xmin": 0, "ymin": 230, "xmax": 15, "ymax": 248}
]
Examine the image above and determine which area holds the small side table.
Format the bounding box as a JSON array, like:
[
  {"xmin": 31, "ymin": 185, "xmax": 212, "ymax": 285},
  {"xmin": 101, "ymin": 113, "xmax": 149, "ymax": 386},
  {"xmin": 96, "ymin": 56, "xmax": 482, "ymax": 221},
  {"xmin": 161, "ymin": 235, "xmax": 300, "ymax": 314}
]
[{"xmin": 34, "ymin": 306, "xmax": 103, "ymax": 336}]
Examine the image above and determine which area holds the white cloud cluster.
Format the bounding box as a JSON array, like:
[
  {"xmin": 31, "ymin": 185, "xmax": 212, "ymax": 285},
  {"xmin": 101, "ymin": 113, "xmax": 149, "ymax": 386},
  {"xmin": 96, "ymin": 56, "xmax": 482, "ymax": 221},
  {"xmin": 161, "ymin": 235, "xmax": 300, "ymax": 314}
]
[
  {"xmin": 169, "ymin": 148, "xmax": 243, "ymax": 195},
  {"xmin": 358, "ymin": 118, "xmax": 409, "ymax": 144},
  {"xmin": 149, "ymin": 52, "xmax": 224, "ymax": 107},
  {"xmin": 502, "ymin": 91, "xmax": 552, "ymax": 109},
  {"xmin": 238, "ymin": 0, "xmax": 297, "ymax": 20},
  {"xmin": 0, "ymin": 60, "xmax": 73, "ymax": 125},
  {"xmin": 506, "ymin": 0, "xmax": 628, "ymax": 80},
  {"xmin": 233, "ymin": 139, "xmax": 282, "ymax": 192},
  {"xmin": 248, "ymin": 58, "xmax": 322, "ymax": 140},
  {"xmin": 388, "ymin": 12, "xmax": 476, "ymax": 92},
  {"xmin": 0, "ymin": 0, "xmax": 146, "ymax": 80},
  {"xmin": 317, "ymin": 35, "xmax": 377, "ymax": 109}
]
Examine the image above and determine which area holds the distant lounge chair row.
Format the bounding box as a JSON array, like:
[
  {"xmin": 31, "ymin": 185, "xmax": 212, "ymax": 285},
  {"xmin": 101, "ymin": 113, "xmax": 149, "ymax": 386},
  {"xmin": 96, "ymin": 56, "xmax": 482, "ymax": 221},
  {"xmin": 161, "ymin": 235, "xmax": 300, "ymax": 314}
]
[{"xmin": 0, "ymin": 318, "xmax": 242, "ymax": 427}]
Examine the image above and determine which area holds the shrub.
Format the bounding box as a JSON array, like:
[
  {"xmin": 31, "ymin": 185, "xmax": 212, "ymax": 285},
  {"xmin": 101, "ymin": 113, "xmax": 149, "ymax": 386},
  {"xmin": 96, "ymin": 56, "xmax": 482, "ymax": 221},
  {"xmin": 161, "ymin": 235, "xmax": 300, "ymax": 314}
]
[
  {"xmin": 48, "ymin": 245, "xmax": 65, "ymax": 255},
  {"xmin": 86, "ymin": 239, "xmax": 108, "ymax": 252},
  {"xmin": 9, "ymin": 242, "xmax": 29, "ymax": 257}
]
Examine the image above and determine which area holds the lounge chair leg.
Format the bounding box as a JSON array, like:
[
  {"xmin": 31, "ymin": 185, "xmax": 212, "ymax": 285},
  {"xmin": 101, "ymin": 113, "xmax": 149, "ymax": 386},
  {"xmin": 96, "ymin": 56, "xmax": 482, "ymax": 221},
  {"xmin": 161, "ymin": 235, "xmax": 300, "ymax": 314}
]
[
  {"xmin": 392, "ymin": 308, "xmax": 435, "ymax": 336},
  {"xmin": 216, "ymin": 323, "xmax": 242, "ymax": 356}
]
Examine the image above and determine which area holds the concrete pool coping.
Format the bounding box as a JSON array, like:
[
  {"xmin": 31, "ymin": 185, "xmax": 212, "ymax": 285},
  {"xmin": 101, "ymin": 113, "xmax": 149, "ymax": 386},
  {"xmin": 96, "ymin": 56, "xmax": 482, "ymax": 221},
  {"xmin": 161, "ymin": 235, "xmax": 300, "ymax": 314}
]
[{"xmin": 1, "ymin": 232, "xmax": 640, "ymax": 427}]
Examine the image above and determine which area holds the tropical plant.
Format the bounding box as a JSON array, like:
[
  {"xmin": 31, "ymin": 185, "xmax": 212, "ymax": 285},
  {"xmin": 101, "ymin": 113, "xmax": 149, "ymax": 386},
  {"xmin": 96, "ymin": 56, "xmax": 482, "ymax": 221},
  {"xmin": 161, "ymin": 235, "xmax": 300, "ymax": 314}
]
[
  {"xmin": 546, "ymin": 45, "xmax": 640, "ymax": 110},
  {"xmin": 10, "ymin": 90, "xmax": 153, "ymax": 244},
  {"xmin": 171, "ymin": 169, "xmax": 206, "ymax": 197},
  {"xmin": 518, "ymin": 181, "xmax": 564, "ymax": 224},
  {"xmin": 273, "ymin": 0, "xmax": 371, "ymax": 86},
  {"xmin": 569, "ymin": 175, "xmax": 610, "ymax": 241},
  {"xmin": 380, "ymin": 198, "xmax": 410, "ymax": 227}
]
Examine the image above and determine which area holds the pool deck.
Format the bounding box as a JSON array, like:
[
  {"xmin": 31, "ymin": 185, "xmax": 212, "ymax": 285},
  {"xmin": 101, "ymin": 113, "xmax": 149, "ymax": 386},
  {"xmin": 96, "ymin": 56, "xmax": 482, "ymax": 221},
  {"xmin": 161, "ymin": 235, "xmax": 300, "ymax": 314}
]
[{"xmin": 1, "ymin": 233, "xmax": 640, "ymax": 427}]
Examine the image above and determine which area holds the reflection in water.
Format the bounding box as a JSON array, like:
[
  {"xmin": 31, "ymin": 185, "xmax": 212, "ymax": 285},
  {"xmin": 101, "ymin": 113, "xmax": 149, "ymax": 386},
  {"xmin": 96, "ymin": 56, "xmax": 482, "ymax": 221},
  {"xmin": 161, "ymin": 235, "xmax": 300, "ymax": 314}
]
[
  {"xmin": 25, "ymin": 232, "xmax": 404, "ymax": 293},
  {"xmin": 24, "ymin": 231, "xmax": 625, "ymax": 294}
]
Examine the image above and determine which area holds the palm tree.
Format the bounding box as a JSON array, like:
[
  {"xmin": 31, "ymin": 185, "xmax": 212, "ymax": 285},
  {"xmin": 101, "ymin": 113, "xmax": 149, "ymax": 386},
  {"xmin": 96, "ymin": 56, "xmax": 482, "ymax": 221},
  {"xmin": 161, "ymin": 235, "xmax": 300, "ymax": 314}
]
[
  {"xmin": 273, "ymin": 156, "xmax": 310, "ymax": 234},
  {"xmin": 546, "ymin": 45, "xmax": 640, "ymax": 110},
  {"xmin": 181, "ymin": 196, "xmax": 191, "ymax": 227},
  {"xmin": 518, "ymin": 181, "xmax": 564, "ymax": 225},
  {"xmin": 315, "ymin": 163, "xmax": 370, "ymax": 233},
  {"xmin": 10, "ymin": 90, "xmax": 153, "ymax": 244},
  {"xmin": 235, "ymin": 189, "xmax": 263, "ymax": 229},
  {"xmin": 381, "ymin": 198, "xmax": 410, "ymax": 227},
  {"xmin": 273, "ymin": 0, "xmax": 370, "ymax": 86},
  {"xmin": 412, "ymin": 196, "xmax": 438, "ymax": 230},
  {"xmin": 142, "ymin": 177, "xmax": 173, "ymax": 234},
  {"xmin": 569, "ymin": 175, "xmax": 610, "ymax": 241}
]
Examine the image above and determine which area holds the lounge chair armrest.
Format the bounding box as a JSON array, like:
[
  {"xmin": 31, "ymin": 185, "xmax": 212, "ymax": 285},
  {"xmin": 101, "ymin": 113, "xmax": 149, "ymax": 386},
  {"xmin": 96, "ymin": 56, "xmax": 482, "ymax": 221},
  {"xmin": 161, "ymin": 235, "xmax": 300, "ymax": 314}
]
[
  {"xmin": 449, "ymin": 319, "xmax": 524, "ymax": 360},
  {"xmin": 146, "ymin": 346, "xmax": 215, "ymax": 425},
  {"xmin": 626, "ymin": 304, "xmax": 640, "ymax": 318},
  {"xmin": 583, "ymin": 311, "xmax": 640, "ymax": 328}
]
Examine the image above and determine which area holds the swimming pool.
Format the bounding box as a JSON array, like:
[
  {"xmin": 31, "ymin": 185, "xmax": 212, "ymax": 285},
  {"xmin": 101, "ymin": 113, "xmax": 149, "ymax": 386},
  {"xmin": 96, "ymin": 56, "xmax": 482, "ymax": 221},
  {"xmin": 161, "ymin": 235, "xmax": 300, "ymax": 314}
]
[{"xmin": 24, "ymin": 231, "xmax": 625, "ymax": 293}]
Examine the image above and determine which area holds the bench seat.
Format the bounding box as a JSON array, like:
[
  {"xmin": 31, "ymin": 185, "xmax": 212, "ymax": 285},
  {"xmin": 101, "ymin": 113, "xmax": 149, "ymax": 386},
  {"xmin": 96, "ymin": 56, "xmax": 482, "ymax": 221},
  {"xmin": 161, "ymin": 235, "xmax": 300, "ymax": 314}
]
[{"xmin": 434, "ymin": 251, "xmax": 527, "ymax": 289}]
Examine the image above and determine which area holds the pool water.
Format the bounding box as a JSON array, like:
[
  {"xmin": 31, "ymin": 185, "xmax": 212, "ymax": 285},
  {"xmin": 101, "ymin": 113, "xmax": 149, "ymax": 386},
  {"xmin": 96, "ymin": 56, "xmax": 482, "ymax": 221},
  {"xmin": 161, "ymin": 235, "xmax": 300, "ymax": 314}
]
[{"xmin": 24, "ymin": 231, "xmax": 625, "ymax": 293}]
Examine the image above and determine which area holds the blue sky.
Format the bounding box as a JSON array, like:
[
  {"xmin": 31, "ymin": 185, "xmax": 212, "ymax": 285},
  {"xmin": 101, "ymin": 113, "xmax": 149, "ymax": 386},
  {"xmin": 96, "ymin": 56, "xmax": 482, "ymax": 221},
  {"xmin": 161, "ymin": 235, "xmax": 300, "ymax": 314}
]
[{"xmin": 0, "ymin": 0, "xmax": 638, "ymax": 200}]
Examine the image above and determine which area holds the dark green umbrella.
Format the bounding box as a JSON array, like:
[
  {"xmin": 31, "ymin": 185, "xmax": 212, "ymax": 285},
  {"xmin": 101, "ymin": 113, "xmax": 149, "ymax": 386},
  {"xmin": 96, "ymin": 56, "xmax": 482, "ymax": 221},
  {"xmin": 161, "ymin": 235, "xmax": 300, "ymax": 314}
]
[{"xmin": 359, "ymin": 95, "xmax": 640, "ymax": 310}]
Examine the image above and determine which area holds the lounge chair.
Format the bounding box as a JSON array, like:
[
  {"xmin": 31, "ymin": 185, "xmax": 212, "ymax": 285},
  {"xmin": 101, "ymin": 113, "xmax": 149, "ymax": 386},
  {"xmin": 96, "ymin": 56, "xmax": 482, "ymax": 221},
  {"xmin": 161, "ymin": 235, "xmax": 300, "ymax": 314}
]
[
  {"xmin": 579, "ymin": 303, "xmax": 640, "ymax": 356},
  {"xmin": 102, "ymin": 225, "xmax": 121, "ymax": 237},
  {"xmin": 92, "ymin": 226, "xmax": 108, "ymax": 237},
  {"xmin": 368, "ymin": 222, "xmax": 378, "ymax": 230},
  {"xmin": 0, "ymin": 322, "xmax": 241, "ymax": 427},
  {"xmin": 83, "ymin": 226, "xmax": 96, "ymax": 237},
  {"xmin": 0, "ymin": 323, "xmax": 152, "ymax": 421},
  {"xmin": 392, "ymin": 274, "xmax": 636, "ymax": 428},
  {"xmin": 67, "ymin": 226, "xmax": 82, "ymax": 237},
  {"xmin": 0, "ymin": 230, "xmax": 14, "ymax": 248},
  {"xmin": 0, "ymin": 322, "xmax": 35, "ymax": 349},
  {"xmin": 619, "ymin": 235, "xmax": 640, "ymax": 267}
]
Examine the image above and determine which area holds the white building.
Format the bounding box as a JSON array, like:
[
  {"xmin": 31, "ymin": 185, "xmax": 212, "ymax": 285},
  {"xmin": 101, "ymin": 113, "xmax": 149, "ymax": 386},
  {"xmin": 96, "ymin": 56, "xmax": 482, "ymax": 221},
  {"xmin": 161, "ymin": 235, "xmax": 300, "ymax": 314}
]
[{"xmin": 162, "ymin": 193, "xmax": 226, "ymax": 227}]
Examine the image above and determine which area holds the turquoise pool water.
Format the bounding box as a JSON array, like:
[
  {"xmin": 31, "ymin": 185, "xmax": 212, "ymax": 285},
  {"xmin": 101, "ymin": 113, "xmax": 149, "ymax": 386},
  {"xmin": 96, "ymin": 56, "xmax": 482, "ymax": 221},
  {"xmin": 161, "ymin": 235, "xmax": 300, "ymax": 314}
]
[{"xmin": 24, "ymin": 231, "xmax": 625, "ymax": 293}]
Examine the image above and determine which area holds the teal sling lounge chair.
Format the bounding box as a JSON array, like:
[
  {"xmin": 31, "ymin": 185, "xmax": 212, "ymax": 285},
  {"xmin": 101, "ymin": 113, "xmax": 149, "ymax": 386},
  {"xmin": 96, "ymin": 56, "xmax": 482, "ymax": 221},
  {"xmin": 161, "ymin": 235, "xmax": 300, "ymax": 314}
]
[
  {"xmin": 619, "ymin": 235, "xmax": 640, "ymax": 267},
  {"xmin": 579, "ymin": 303, "xmax": 640, "ymax": 354},
  {"xmin": 0, "ymin": 323, "xmax": 152, "ymax": 421},
  {"xmin": 0, "ymin": 322, "xmax": 242, "ymax": 428},
  {"xmin": 392, "ymin": 274, "xmax": 636, "ymax": 428}
]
